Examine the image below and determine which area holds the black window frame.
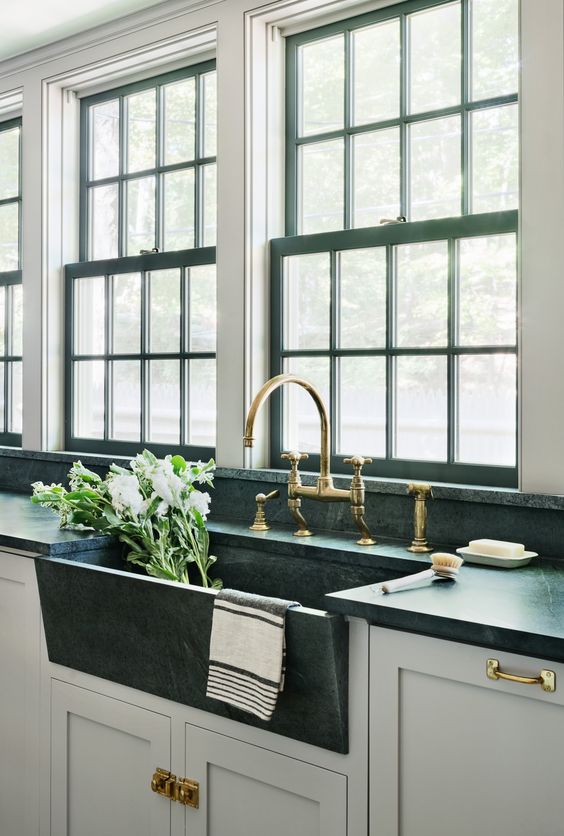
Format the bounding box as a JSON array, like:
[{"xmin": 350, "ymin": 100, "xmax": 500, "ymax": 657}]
[
  {"xmin": 66, "ymin": 62, "xmax": 217, "ymax": 458},
  {"xmin": 272, "ymin": 0, "xmax": 519, "ymax": 488},
  {"xmin": 0, "ymin": 116, "xmax": 23, "ymax": 448},
  {"xmin": 79, "ymin": 60, "xmax": 217, "ymax": 261}
]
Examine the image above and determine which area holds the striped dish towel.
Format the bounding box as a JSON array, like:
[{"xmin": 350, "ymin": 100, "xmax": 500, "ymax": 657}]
[{"xmin": 206, "ymin": 589, "xmax": 298, "ymax": 721}]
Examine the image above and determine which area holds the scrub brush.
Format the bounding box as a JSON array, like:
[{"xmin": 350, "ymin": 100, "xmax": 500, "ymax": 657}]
[{"xmin": 380, "ymin": 552, "xmax": 463, "ymax": 594}]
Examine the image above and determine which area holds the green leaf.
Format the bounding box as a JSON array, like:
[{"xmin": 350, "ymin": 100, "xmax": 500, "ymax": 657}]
[
  {"xmin": 171, "ymin": 455, "xmax": 187, "ymax": 474},
  {"xmin": 211, "ymin": 578, "xmax": 223, "ymax": 589}
]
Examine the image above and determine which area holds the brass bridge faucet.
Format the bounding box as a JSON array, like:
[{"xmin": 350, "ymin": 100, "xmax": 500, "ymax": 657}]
[{"xmin": 243, "ymin": 373, "xmax": 376, "ymax": 546}]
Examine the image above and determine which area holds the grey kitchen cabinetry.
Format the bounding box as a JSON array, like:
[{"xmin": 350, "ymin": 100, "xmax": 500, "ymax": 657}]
[
  {"xmin": 0, "ymin": 551, "xmax": 41, "ymax": 836},
  {"xmin": 50, "ymin": 679, "xmax": 172, "ymax": 836},
  {"xmin": 49, "ymin": 677, "xmax": 348, "ymax": 836},
  {"xmin": 369, "ymin": 626, "xmax": 564, "ymax": 836},
  {"xmin": 183, "ymin": 724, "xmax": 347, "ymax": 836}
]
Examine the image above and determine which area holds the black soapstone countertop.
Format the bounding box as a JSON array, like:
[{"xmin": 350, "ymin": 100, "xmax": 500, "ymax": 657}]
[{"xmin": 3, "ymin": 489, "xmax": 564, "ymax": 663}]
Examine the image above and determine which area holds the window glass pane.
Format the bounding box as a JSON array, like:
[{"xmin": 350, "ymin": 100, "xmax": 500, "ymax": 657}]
[
  {"xmin": 353, "ymin": 127, "xmax": 400, "ymax": 228},
  {"xmin": 395, "ymin": 355, "xmax": 448, "ymax": 461},
  {"xmin": 353, "ymin": 19, "xmax": 400, "ymax": 126},
  {"xmin": 189, "ymin": 264, "xmax": 216, "ymax": 352},
  {"xmin": 395, "ymin": 241, "xmax": 448, "ymax": 347},
  {"xmin": 338, "ymin": 356, "xmax": 386, "ymax": 457},
  {"xmin": 283, "ymin": 252, "xmax": 330, "ymax": 350},
  {"xmin": 283, "ymin": 356, "xmax": 330, "ymax": 454},
  {"xmin": 0, "ymin": 288, "xmax": 5, "ymax": 354},
  {"xmin": 126, "ymin": 89, "xmax": 156, "ymax": 173},
  {"xmin": 112, "ymin": 273, "xmax": 141, "ymax": 354},
  {"xmin": 299, "ymin": 35, "xmax": 344, "ymax": 137},
  {"xmin": 163, "ymin": 169, "xmax": 195, "ymax": 251},
  {"xmin": 409, "ymin": 2, "xmax": 461, "ymax": 114},
  {"xmin": 409, "ymin": 115, "xmax": 461, "ymax": 220},
  {"xmin": 0, "ymin": 127, "xmax": 19, "ymax": 200},
  {"xmin": 10, "ymin": 285, "xmax": 22, "ymax": 356},
  {"xmin": 110, "ymin": 361, "xmax": 140, "ymax": 441},
  {"xmin": 148, "ymin": 359, "xmax": 180, "ymax": 443},
  {"xmin": 471, "ymin": 0, "xmax": 518, "ymax": 101},
  {"xmin": 73, "ymin": 277, "xmax": 105, "ymax": 355},
  {"xmin": 471, "ymin": 104, "xmax": 518, "ymax": 213},
  {"xmin": 0, "ymin": 364, "xmax": 4, "ymax": 428},
  {"xmin": 149, "ymin": 269, "xmax": 181, "ymax": 353},
  {"xmin": 203, "ymin": 71, "xmax": 217, "ymax": 158},
  {"xmin": 90, "ymin": 100, "xmax": 119, "ymax": 180},
  {"xmin": 457, "ymin": 353, "xmax": 516, "ymax": 465},
  {"xmin": 188, "ymin": 359, "xmax": 216, "ymax": 446},
  {"xmin": 89, "ymin": 184, "xmax": 118, "ymax": 260},
  {"xmin": 9, "ymin": 361, "xmax": 22, "ymax": 434},
  {"xmin": 0, "ymin": 203, "xmax": 19, "ymax": 271},
  {"xmin": 299, "ymin": 138, "xmax": 344, "ymax": 234},
  {"xmin": 203, "ymin": 163, "xmax": 217, "ymax": 247},
  {"xmin": 163, "ymin": 78, "xmax": 196, "ymax": 165},
  {"xmin": 458, "ymin": 234, "xmax": 516, "ymax": 346},
  {"xmin": 127, "ymin": 176, "xmax": 155, "ymax": 255},
  {"xmin": 74, "ymin": 361, "xmax": 105, "ymax": 439},
  {"xmin": 338, "ymin": 248, "xmax": 386, "ymax": 349}
]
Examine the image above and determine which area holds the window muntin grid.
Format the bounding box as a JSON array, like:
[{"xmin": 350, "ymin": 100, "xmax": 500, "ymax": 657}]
[
  {"xmin": 80, "ymin": 62, "xmax": 217, "ymax": 261},
  {"xmin": 0, "ymin": 118, "xmax": 22, "ymax": 446},
  {"xmin": 286, "ymin": 0, "xmax": 518, "ymax": 236},
  {"xmin": 66, "ymin": 249, "xmax": 217, "ymax": 457},
  {"xmin": 271, "ymin": 216, "xmax": 518, "ymax": 486},
  {"xmin": 275, "ymin": 0, "xmax": 519, "ymax": 487}
]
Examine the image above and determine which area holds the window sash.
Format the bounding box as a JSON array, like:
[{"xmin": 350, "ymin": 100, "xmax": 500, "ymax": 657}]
[
  {"xmin": 0, "ymin": 117, "xmax": 22, "ymax": 447},
  {"xmin": 285, "ymin": 0, "xmax": 517, "ymax": 235},
  {"xmin": 79, "ymin": 61, "xmax": 216, "ymax": 261},
  {"xmin": 270, "ymin": 212, "xmax": 518, "ymax": 488},
  {"xmin": 65, "ymin": 247, "xmax": 216, "ymax": 459}
]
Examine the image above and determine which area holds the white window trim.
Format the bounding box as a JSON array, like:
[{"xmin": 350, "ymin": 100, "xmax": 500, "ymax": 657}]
[{"xmin": 0, "ymin": 0, "xmax": 560, "ymax": 493}]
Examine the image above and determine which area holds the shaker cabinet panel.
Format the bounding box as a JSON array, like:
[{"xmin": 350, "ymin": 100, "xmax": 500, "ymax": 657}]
[
  {"xmin": 50, "ymin": 680, "xmax": 171, "ymax": 836},
  {"xmin": 370, "ymin": 627, "xmax": 564, "ymax": 836},
  {"xmin": 184, "ymin": 724, "xmax": 348, "ymax": 836},
  {"xmin": 0, "ymin": 553, "xmax": 41, "ymax": 836}
]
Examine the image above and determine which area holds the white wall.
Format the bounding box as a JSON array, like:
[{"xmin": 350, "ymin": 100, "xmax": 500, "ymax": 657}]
[{"xmin": 0, "ymin": 0, "xmax": 560, "ymax": 493}]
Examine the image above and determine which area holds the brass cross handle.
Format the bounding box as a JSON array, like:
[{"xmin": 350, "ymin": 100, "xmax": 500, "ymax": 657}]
[
  {"xmin": 344, "ymin": 456, "xmax": 373, "ymax": 478},
  {"xmin": 249, "ymin": 489, "xmax": 280, "ymax": 531},
  {"xmin": 281, "ymin": 451, "xmax": 309, "ymax": 476}
]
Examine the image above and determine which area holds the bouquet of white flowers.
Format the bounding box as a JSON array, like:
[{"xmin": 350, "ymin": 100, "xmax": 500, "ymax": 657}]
[{"xmin": 31, "ymin": 450, "xmax": 221, "ymax": 588}]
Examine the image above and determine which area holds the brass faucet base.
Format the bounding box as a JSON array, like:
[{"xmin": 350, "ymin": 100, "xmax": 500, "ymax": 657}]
[
  {"xmin": 294, "ymin": 529, "xmax": 313, "ymax": 537},
  {"xmin": 250, "ymin": 522, "xmax": 271, "ymax": 532},
  {"xmin": 407, "ymin": 542, "xmax": 433, "ymax": 553},
  {"xmin": 357, "ymin": 536, "xmax": 376, "ymax": 546}
]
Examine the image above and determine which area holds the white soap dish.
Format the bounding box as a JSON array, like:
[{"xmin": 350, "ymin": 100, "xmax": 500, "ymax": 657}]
[{"xmin": 456, "ymin": 546, "xmax": 537, "ymax": 568}]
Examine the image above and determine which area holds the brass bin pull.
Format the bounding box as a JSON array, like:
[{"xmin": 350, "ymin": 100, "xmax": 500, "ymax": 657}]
[{"xmin": 486, "ymin": 659, "xmax": 556, "ymax": 693}]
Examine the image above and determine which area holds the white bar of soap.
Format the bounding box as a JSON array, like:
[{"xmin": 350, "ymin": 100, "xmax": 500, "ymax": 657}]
[{"xmin": 468, "ymin": 538, "xmax": 525, "ymax": 557}]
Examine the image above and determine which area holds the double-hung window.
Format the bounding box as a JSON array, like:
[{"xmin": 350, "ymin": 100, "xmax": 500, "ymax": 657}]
[
  {"xmin": 272, "ymin": 0, "xmax": 518, "ymax": 486},
  {"xmin": 66, "ymin": 63, "xmax": 217, "ymax": 457},
  {"xmin": 0, "ymin": 118, "xmax": 22, "ymax": 446}
]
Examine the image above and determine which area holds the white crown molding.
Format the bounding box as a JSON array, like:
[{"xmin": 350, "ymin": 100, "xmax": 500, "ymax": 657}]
[{"xmin": 0, "ymin": 0, "xmax": 221, "ymax": 80}]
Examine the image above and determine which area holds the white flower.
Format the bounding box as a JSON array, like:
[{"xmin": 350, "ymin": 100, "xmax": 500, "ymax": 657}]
[
  {"xmin": 188, "ymin": 490, "xmax": 211, "ymax": 520},
  {"xmin": 150, "ymin": 459, "xmax": 184, "ymax": 508},
  {"xmin": 107, "ymin": 473, "xmax": 145, "ymax": 517},
  {"xmin": 155, "ymin": 499, "xmax": 169, "ymax": 518}
]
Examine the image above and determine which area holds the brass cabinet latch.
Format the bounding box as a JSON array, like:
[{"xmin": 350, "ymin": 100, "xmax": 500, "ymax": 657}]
[{"xmin": 151, "ymin": 769, "xmax": 199, "ymax": 808}]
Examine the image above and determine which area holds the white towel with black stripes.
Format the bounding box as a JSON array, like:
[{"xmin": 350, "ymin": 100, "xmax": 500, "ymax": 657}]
[{"xmin": 206, "ymin": 588, "xmax": 299, "ymax": 721}]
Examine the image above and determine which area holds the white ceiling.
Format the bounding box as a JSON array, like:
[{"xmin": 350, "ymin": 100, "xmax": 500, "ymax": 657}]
[{"xmin": 0, "ymin": 0, "xmax": 170, "ymax": 62}]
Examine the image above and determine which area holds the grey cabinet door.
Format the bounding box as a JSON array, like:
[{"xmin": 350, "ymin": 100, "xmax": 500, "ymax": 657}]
[
  {"xmin": 0, "ymin": 553, "xmax": 41, "ymax": 836},
  {"xmin": 51, "ymin": 680, "xmax": 171, "ymax": 836},
  {"xmin": 370, "ymin": 626, "xmax": 564, "ymax": 836},
  {"xmin": 184, "ymin": 724, "xmax": 347, "ymax": 836}
]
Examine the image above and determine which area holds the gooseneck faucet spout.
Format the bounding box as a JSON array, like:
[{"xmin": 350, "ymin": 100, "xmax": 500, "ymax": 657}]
[
  {"xmin": 244, "ymin": 373, "xmax": 331, "ymax": 480},
  {"xmin": 244, "ymin": 373, "xmax": 376, "ymax": 545}
]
